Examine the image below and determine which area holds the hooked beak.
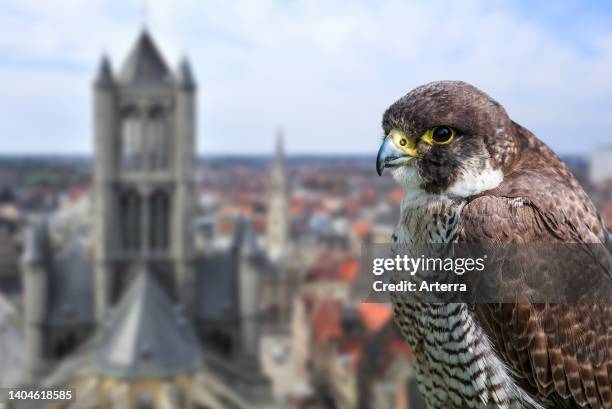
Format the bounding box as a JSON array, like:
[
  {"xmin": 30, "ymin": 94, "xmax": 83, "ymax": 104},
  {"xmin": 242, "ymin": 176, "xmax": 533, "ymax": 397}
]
[{"xmin": 376, "ymin": 136, "xmax": 418, "ymax": 176}]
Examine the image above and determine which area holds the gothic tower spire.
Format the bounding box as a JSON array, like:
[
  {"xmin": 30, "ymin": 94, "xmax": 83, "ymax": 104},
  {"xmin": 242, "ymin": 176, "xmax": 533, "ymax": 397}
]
[{"xmin": 267, "ymin": 129, "xmax": 289, "ymax": 262}]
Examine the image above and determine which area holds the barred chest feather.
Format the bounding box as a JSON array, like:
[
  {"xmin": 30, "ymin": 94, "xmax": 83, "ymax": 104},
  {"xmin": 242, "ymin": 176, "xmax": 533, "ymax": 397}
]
[{"xmin": 392, "ymin": 192, "xmax": 540, "ymax": 409}]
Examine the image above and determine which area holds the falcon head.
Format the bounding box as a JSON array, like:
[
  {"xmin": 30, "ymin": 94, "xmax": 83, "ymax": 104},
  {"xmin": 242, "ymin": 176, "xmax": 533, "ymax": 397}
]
[{"xmin": 377, "ymin": 81, "xmax": 517, "ymax": 197}]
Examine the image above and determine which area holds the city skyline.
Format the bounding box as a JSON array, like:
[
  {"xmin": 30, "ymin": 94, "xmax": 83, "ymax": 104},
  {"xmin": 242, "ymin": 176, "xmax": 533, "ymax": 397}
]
[{"xmin": 1, "ymin": 0, "xmax": 612, "ymax": 155}]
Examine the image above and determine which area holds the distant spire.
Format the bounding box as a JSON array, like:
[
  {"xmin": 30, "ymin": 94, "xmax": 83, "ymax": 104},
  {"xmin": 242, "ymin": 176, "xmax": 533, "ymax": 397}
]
[
  {"xmin": 267, "ymin": 129, "xmax": 289, "ymax": 262},
  {"xmin": 177, "ymin": 56, "xmax": 196, "ymax": 90},
  {"xmin": 269, "ymin": 128, "xmax": 287, "ymax": 195},
  {"xmin": 95, "ymin": 54, "xmax": 114, "ymax": 87},
  {"xmin": 274, "ymin": 128, "xmax": 285, "ymax": 164}
]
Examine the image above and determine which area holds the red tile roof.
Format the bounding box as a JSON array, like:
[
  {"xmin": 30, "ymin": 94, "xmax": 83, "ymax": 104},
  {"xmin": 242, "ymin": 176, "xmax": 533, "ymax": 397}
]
[
  {"xmin": 306, "ymin": 252, "xmax": 337, "ymax": 281},
  {"xmin": 388, "ymin": 338, "xmax": 412, "ymax": 359},
  {"xmin": 338, "ymin": 257, "xmax": 359, "ymax": 282},
  {"xmin": 311, "ymin": 300, "xmax": 342, "ymax": 343},
  {"xmin": 352, "ymin": 221, "xmax": 371, "ymax": 237},
  {"xmin": 359, "ymin": 303, "xmax": 393, "ymax": 333}
]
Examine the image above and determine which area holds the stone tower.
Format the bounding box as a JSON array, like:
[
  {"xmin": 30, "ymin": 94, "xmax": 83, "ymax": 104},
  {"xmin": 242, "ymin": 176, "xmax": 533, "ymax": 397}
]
[
  {"xmin": 93, "ymin": 30, "xmax": 197, "ymax": 321},
  {"xmin": 266, "ymin": 130, "xmax": 289, "ymax": 263},
  {"xmin": 235, "ymin": 219, "xmax": 263, "ymax": 357},
  {"xmin": 21, "ymin": 219, "xmax": 51, "ymax": 378}
]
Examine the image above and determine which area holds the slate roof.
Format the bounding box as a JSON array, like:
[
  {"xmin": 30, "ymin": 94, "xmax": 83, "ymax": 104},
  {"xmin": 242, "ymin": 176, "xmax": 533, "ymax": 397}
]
[
  {"xmin": 48, "ymin": 237, "xmax": 94, "ymax": 325},
  {"xmin": 20, "ymin": 218, "xmax": 95, "ymax": 325},
  {"xmin": 197, "ymin": 219, "xmax": 276, "ymax": 322},
  {"xmin": 197, "ymin": 253, "xmax": 238, "ymax": 321},
  {"xmin": 93, "ymin": 271, "xmax": 202, "ymax": 379},
  {"xmin": 118, "ymin": 30, "xmax": 173, "ymax": 85}
]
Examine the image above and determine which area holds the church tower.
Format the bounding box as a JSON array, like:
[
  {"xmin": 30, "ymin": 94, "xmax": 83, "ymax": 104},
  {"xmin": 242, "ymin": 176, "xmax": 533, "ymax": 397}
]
[
  {"xmin": 266, "ymin": 130, "xmax": 289, "ymax": 263},
  {"xmin": 93, "ymin": 30, "xmax": 197, "ymax": 321}
]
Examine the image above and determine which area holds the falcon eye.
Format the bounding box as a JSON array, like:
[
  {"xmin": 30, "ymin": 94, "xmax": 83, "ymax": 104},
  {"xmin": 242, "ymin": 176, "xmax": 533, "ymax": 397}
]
[
  {"xmin": 399, "ymin": 139, "xmax": 407, "ymax": 146},
  {"xmin": 431, "ymin": 126, "xmax": 455, "ymax": 144}
]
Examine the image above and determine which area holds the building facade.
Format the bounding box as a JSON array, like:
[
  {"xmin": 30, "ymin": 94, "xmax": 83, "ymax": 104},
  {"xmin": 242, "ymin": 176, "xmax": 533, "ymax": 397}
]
[{"xmin": 93, "ymin": 31, "xmax": 197, "ymax": 320}]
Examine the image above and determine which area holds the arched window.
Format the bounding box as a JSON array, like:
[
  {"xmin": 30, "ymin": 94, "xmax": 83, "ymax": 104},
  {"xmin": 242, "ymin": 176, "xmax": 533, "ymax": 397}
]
[
  {"xmin": 120, "ymin": 108, "xmax": 143, "ymax": 170},
  {"xmin": 119, "ymin": 190, "xmax": 142, "ymax": 251},
  {"xmin": 147, "ymin": 106, "xmax": 169, "ymax": 170},
  {"xmin": 149, "ymin": 190, "xmax": 170, "ymax": 250}
]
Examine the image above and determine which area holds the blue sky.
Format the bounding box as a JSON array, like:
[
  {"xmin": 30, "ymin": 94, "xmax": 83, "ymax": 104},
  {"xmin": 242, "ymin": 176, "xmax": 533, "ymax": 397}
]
[{"xmin": 0, "ymin": 0, "xmax": 611, "ymax": 155}]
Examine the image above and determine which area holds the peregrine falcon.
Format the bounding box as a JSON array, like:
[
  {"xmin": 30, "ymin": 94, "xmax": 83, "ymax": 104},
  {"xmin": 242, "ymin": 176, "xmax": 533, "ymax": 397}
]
[{"xmin": 376, "ymin": 81, "xmax": 612, "ymax": 409}]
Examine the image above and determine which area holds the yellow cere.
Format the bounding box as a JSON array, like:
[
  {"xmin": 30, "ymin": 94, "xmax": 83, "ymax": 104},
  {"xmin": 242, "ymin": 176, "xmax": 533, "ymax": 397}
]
[{"xmin": 389, "ymin": 129, "xmax": 420, "ymax": 158}]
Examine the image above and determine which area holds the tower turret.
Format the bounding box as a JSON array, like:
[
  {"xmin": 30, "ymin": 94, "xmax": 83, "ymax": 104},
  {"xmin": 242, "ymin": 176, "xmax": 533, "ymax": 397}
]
[
  {"xmin": 21, "ymin": 219, "xmax": 51, "ymax": 378},
  {"xmin": 177, "ymin": 57, "xmax": 196, "ymax": 90},
  {"xmin": 95, "ymin": 54, "xmax": 114, "ymax": 88},
  {"xmin": 234, "ymin": 219, "xmax": 263, "ymax": 357},
  {"xmin": 173, "ymin": 54, "xmax": 197, "ymax": 316},
  {"xmin": 93, "ymin": 54, "xmax": 118, "ymax": 322}
]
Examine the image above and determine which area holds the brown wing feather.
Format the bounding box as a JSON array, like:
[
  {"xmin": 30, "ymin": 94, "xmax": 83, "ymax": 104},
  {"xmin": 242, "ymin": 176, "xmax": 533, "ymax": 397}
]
[{"xmin": 457, "ymin": 171, "xmax": 612, "ymax": 409}]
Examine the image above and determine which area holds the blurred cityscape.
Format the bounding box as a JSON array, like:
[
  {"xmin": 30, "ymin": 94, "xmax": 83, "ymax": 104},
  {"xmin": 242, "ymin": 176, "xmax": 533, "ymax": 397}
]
[{"xmin": 0, "ymin": 29, "xmax": 611, "ymax": 409}]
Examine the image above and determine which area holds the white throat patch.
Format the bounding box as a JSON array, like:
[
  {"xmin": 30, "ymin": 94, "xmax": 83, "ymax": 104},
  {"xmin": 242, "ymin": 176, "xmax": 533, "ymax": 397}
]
[
  {"xmin": 446, "ymin": 159, "xmax": 503, "ymax": 198},
  {"xmin": 390, "ymin": 158, "xmax": 503, "ymax": 199},
  {"xmin": 390, "ymin": 165, "xmax": 421, "ymax": 191}
]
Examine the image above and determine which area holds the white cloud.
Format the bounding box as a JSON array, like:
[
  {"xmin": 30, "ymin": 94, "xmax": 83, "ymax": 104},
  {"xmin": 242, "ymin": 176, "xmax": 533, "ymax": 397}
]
[{"xmin": 0, "ymin": 0, "xmax": 611, "ymax": 155}]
